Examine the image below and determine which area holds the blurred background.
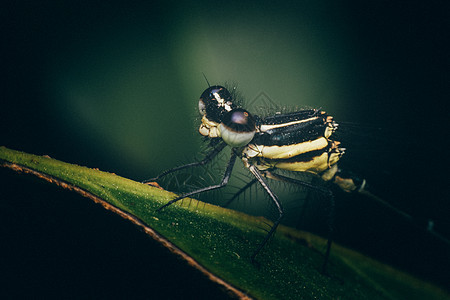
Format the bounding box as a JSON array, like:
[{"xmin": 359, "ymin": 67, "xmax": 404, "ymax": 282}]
[{"xmin": 1, "ymin": 0, "xmax": 449, "ymax": 297}]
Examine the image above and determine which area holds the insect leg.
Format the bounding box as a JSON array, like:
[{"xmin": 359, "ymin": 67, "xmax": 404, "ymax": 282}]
[
  {"xmin": 142, "ymin": 141, "xmax": 227, "ymax": 183},
  {"xmin": 262, "ymin": 170, "xmax": 334, "ymax": 274},
  {"xmin": 246, "ymin": 165, "xmax": 284, "ymax": 263},
  {"xmin": 223, "ymin": 178, "xmax": 258, "ymax": 207},
  {"xmin": 157, "ymin": 151, "xmax": 237, "ymax": 211},
  {"xmin": 263, "ymin": 171, "xmax": 330, "ymax": 194}
]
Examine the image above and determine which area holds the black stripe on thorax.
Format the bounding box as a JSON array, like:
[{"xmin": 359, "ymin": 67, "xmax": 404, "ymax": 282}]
[
  {"xmin": 253, "ymin": 116, "xmax": 328, "ymax": 146},
  {"xmin": 260, "ymin": 109, "xmax": 318, "ymax": 125}
]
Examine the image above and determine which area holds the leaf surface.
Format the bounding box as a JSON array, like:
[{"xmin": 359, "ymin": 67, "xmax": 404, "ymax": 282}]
[{"xmin": 1, "ymin": 146, "xmax": 447, "ymax": 299}]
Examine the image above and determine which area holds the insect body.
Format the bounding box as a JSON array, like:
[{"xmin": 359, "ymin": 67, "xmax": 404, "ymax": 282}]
[
  {"xmin": 147, "ymin": 85, "xmax": 354, "ymax": 270},
  {"xmin": 197, "ymin": 86, "xmax": 345, "ymax": 178}
]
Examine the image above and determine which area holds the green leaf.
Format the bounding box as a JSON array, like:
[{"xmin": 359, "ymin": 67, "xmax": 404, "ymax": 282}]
[{"xmin": 0, "ymin": 146, "xmax": 447, "ymax": 299}]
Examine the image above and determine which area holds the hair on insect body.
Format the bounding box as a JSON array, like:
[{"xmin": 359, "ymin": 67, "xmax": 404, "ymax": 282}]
[{"xmin": 144, "ymin": 84, "xmax": 367, "ymax": 273}]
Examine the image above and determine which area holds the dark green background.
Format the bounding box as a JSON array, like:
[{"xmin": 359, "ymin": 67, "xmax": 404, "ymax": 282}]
[{"xmin": 1, "ymin": 1, "xmax": 449, "ymax": 297}]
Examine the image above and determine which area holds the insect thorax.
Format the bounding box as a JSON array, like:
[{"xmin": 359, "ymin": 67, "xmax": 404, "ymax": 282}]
[{"xmin": 242, "ymin": 109, "xmax": 344, "ymax": 175}]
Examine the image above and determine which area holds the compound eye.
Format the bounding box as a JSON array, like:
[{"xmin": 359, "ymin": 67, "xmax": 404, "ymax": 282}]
[
  {"xmin": 219, "ymin": 109, "xmax": 256, "ymax": 147},
  {"xmin": 198, "ymin": 99, "xmax": 206, "ymax": 115},
  {"xmin": 199, "ymin": 86, "xmax": 235, "ymax": 122},
  {"xmin": 209, "ymin": 86, "xmax": 232, "ymax": 103},
  {"xmin": 200, "ymin": 86, "xmax": 232, "ymax": 104}
]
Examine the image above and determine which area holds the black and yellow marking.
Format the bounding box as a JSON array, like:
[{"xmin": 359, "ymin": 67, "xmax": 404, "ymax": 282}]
[{"xmin": 241, "ymin": 109, "xmax": 344, "ymax": 175}]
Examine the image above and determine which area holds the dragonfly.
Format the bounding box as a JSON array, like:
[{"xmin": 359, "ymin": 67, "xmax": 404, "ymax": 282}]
[{"xmin": 144, "ymin": 84, "xmax": 367, "ymax": 273}]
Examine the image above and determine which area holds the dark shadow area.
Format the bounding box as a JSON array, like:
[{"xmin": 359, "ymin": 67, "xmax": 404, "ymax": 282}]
[{"xmin": 0, "ymin": 168, "xmax": 233, "ymax": 299}]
